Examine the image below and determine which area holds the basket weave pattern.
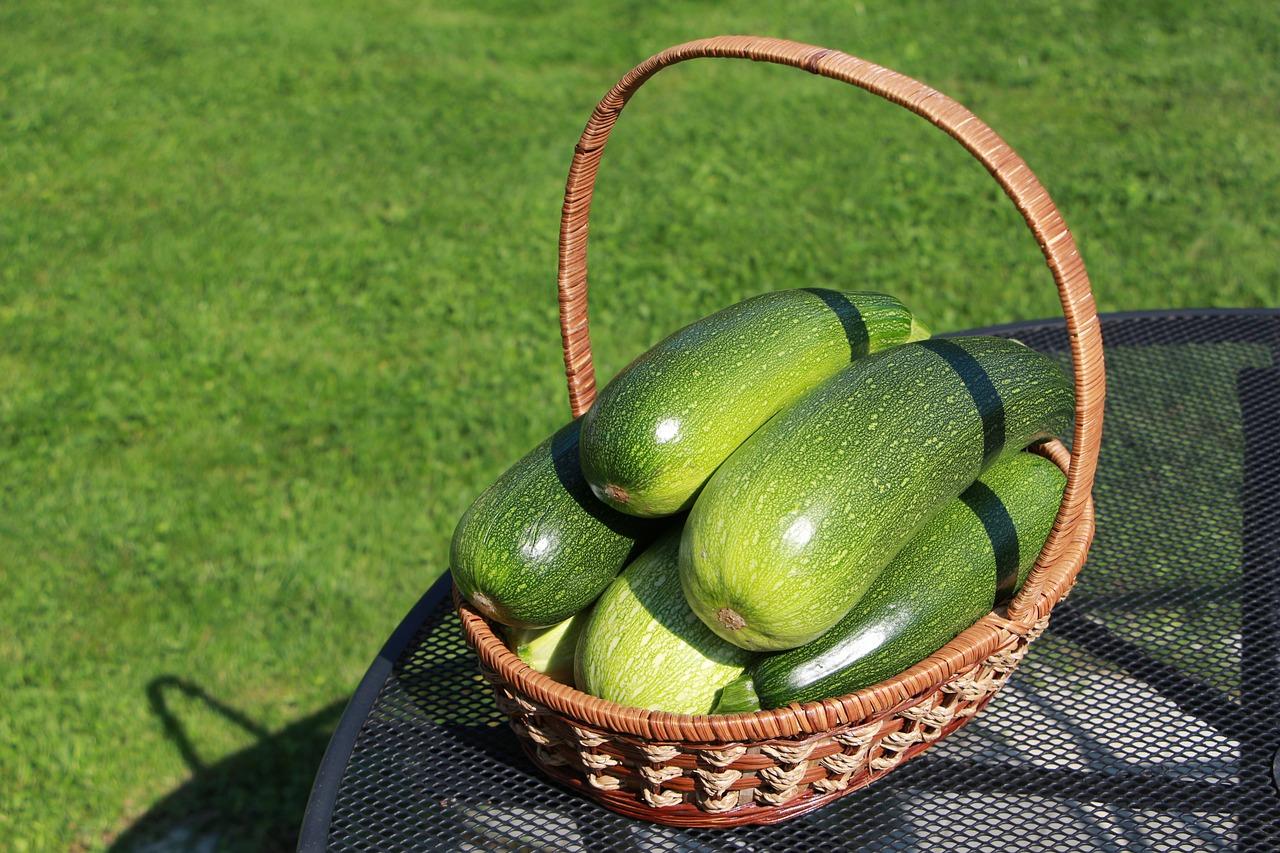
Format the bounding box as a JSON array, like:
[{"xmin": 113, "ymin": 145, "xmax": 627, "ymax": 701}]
[
  {"xmin": 475, "ymin": 613, "xmax": 1050, "ymax": 825},
  {"xmin": 457, "ymin": 35, "xmax": 1104, "ymax": 827}
]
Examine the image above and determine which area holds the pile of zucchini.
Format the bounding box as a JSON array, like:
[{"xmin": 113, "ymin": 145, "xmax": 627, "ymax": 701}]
[{"xmin": 452, "ymin": 289, "xmax": 1072, "ymax": 715}]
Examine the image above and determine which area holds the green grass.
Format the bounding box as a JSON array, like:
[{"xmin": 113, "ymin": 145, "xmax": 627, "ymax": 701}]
[{"xmin": 0, "ymin": 0, "xmax": 1276, "ymax": 848}]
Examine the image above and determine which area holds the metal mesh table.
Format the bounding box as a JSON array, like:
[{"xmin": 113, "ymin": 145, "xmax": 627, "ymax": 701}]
[{"xmin": 299, "ymin": 309, "xmax": 1280, "ymax": 852}]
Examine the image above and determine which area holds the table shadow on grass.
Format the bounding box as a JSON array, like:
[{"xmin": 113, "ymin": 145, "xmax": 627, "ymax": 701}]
[{"xmin": 109, "ymin": 677, "xmax": 343, "ymax": 853}]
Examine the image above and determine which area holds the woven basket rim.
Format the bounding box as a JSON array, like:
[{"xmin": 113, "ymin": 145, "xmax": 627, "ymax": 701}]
[{"xmin": 458, "ymin": 441, "xmax": 1097, "ymax": 743}]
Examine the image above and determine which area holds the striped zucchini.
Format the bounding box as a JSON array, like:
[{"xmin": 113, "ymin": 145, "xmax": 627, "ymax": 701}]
[
  {"xmin": 681, "ymin": 336, "xmax": 1074, "ymax": 651},
  {"xmin": 579, "ymin": 289, "xmax": 925, "ymax": 517},
  {"xmin": 575, "ymin": 528, "xmax": 754, "ymax": 714},
  {"xmin": 713, "ymin": 452, "xmax": 1066, "ymax": 712}
]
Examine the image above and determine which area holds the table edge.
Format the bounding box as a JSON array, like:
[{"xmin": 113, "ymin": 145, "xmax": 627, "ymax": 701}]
[
  {"xmin": 945, "ymin": 306, "xmax": 1276, "ymax": 339},
  {"xmin": 297, "ymin": 573, "xmax": 455, "ymax": 853}
]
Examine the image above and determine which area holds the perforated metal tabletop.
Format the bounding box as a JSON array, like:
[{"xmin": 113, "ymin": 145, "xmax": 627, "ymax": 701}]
[{"xmin": 299, "ymin": 309, "xmax": 1280, "ymax": 852}]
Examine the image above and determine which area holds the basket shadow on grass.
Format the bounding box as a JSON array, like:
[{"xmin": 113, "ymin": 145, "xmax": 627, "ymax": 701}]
[{"xmin": 110, "ymin": 677, "xmax": 343, "ymax": 853}]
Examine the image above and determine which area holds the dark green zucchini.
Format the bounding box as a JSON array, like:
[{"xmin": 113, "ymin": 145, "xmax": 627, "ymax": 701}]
[
  {"xmin": 451, "ymin": 420, "xmax": 656, "ymax": 629},
  {"xmin": 713, "ymin": 452, "xmax": 1066, "ymax": 712}
]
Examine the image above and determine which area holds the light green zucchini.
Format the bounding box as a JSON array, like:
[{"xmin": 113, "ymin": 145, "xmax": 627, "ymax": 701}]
[
  {"xmin": 713, "ymin": 452, "xmax": 1066, "ymax": 711},
  {"xmin": 681, "ymin": 336, "xmax": 1074, "ymax": 651},
  {"xmin": 575, "ymin": 529, "xmax": 753, "ymax": 714},
  {"xmin": 579, "ymin": 289, "xmax": 922, "ymax": 517}
]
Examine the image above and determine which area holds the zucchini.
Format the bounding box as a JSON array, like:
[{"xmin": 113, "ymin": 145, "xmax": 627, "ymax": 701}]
[
  {"xmin": 505, "ymin": 610, "xmax": 591, "ymax": 685},
  {"xmin": 579, "ymin": 289, "xmax": 920, "ymax": 517},
  {"xmin": 451, "ymin": 420, "xmax": 656, "ymax": 629},
  {"xmin": 575, "ymin": 528, "xmax": 754, "ymax": 715},
  {"xmin": 681, "ymin": 336, "xmax": 1074, "ymax": 651},
  {"xmin": 908, "ymin": 316, "xmax": 932, "ymax": 342},
  {"xmin": 713, "ymin": 452, "xmax": 1066, "ymax": 712}
]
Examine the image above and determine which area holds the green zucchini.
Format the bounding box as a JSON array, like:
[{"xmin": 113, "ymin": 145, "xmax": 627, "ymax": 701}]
[
  {"xmin": 451, "ymin": 420, "xmax": 656, "ymax": 629},
  {"xmin": 579, "ymin": 289, "xmax": 921, "ymax": 518},
  {"xmin": 908, "ymin": 316, "xmax": 932, "ymax": 342},
  {"xmin": 505, "ymin": 610, "xmax": 591, "ymax": 685},
  {"xmin": 575, "ymin": 528, "xmax": 754, "ymax": 715},
  {"xmin": 713, "ymin": 452, "xmax": 1066, "ymax": 712},
  {"xmin": 680, "ymin": 336, "xmax": 1074, "ymax": 651}
]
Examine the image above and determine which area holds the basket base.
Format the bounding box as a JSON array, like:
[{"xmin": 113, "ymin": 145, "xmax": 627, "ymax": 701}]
[{"xmin": 511, "ymin": 693, "xmax": 995, "ymax": 828}]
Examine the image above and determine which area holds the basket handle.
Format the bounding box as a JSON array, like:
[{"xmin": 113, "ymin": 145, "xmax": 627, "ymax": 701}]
[{"xmin": 555, "ymin": 36, "xmax": 1104, "ymax": 623}]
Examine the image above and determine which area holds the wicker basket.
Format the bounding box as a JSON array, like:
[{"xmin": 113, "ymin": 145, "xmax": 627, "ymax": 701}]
[{"xmin": 457, "ymin": 35, "xmax": 1104, "ymax": 828}]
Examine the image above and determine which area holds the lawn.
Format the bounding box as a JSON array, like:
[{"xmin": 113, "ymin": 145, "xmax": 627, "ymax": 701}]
[{"xmin": 1, "ymin": 0, "xmax": 1276, "ymax": 848}]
